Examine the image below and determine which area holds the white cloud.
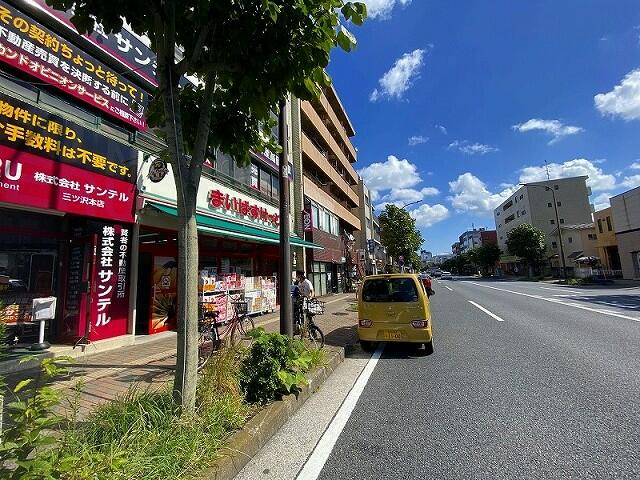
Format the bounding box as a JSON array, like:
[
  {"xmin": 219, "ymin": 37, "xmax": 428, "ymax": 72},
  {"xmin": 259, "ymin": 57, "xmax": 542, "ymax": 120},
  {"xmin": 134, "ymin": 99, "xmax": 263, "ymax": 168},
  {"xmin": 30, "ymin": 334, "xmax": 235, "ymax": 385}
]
[
  {"xmin": 370, "ymin": 49, "xmax": 425, "ymax": 102},
  {"xmin": 448, "ymin": 140, "xmax": 499, "ymax": 155},
  {"xmin": 448, "ymin": 173, "xmax": 517, "ymax": 214},
  {"xmin": 621, "ymin": 175, "xmax": 640, "ymax": 189},
  {"xmin": 410, "ymin": 203, "xmax": 450, "ymax": 228},
  {"xmin": 630, "ymin": 161, "xmax": 640, "ymax": 170},
  {"xmin": 408, "ymin": 135, "xmax": 429, "ymax": 146},
  {"xmin": 512, "ymin": 118, "xmax": 584, "ymax": 144},
  {"xmin": 358, "ymin": 155, "xmax": 421, "ymax": 196},
  {"xmin": 593, "ymin": 192, "xmax": 612, "ymax": 212},
  {"xmin": 519, "ymin": 158, "xmax": 616, "ymax": 192},
  {"xmin": 435, "ymin": 124, "xmax": 448, "ymax": 135},
  {"xmin": 594, "ymin": 69, "xmax": 640, "ymax": 120},
  {"xmin": 380, "ymin": 187, "xmax": 440, "ymax": 204},
  {"xmin": 362, "ymin": 0, "xmax": 412, "ymax": 19}
]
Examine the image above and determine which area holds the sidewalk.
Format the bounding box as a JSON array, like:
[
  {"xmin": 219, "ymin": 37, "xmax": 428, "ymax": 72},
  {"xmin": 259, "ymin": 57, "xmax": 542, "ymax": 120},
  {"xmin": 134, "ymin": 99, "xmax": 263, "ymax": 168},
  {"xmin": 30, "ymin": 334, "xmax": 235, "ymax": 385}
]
[{"xmin": 2, "ymin": 293, "xmax": 358, "ymax": 420}]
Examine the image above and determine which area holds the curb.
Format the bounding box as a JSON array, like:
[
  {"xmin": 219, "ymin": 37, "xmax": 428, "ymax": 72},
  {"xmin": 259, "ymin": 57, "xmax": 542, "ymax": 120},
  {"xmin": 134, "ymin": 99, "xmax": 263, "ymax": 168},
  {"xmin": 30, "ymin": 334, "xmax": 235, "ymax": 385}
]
[{"xmin": 199, "ymin": 346, "xmax": 347, "ymax": 480}]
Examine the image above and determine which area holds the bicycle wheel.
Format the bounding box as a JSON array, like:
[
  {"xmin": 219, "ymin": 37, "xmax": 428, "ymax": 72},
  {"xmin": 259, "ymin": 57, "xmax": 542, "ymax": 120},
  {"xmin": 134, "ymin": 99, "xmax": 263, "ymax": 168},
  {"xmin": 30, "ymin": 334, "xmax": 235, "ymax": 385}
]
[
  {"xmin": 308, "ymin": 325, "xmax": 325, "ymax": 349},
  {"xmin": 238, "ymin": 315, "xmax": 255, "ymax": 336},
  {"xmin": 198, "ymin": 331, "xmax": 215, "ymax": 371}
]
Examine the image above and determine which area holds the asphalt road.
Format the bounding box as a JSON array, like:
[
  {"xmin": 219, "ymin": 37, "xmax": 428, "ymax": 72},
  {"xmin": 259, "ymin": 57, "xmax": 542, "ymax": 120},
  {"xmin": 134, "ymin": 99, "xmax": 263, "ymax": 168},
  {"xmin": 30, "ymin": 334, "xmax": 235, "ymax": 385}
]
[{"xmin": 314, "ymin": 278, "xmax": 640, "ymax": 480}]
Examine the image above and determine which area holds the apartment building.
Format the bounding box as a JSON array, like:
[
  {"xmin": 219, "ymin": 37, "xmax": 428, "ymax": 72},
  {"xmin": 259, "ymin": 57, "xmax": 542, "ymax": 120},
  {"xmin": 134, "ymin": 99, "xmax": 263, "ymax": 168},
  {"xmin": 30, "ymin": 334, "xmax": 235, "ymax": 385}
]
[
  {"xmin": 549, "ymin": 223, "xmax": 598, "ymax": 275},
  {"xmin": 610, "ymin": 186, "xmax": 640, "ymax": 279},
  {"xmin": 593, "ymin": 207, "xmax": 621, "ymax": 272},
  {"xmin": 457, "ymin": 228, "xmax": 497, "ymax": 253},
  {"xmin": 355, "ymin": 179, "xmax": 376, "ymax": 275},
  {"xmin": 494, "ymin": 176, "xmax": 593, "ymax": 254},
  {"xmin": 293, "ymin": 86, "xmax": 361, "ymax": 295},
  {"xmin": 451, "ymin": 242, "xmax": 462, "ymax": 256},
  {"xmin": 372, "ymin": 214, "xmax": 387, "ymax": 272}
]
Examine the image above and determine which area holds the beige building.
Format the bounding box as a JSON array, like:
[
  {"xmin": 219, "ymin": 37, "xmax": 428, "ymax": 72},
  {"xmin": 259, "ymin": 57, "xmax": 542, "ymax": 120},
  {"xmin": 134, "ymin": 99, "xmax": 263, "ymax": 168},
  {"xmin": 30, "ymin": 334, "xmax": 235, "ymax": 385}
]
[
  {"xmin": 549, "ymin": 224, "xmax": 598, "ymax": 275},
  {"xmin": 593, "ymin": 207, "xmax": 621, "ymax": 272},
  {"xmin": 610, "ymin": 186, "xmax": 640, "ymax": 279},
  {"xmin": 292, "ymin": 86, "xmax": 361, "ymax": 295},
  {"xmin": 354, "ymin": 179, "xmax": 377, "ymax": 275},
  {"xmin": 494, "ymin": 176, "xmax": 593, "ymax": 256}
]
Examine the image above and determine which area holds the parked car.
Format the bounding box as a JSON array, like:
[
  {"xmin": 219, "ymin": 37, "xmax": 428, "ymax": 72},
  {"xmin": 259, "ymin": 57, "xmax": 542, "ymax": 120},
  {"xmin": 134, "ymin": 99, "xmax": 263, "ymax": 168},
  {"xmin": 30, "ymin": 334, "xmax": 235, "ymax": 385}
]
[
  {"xmin": 357, "ymin": 274, "xmax": 433, "ymax": 354},
  {"xmin": 431, "ymin": 269, "xmax": 442, "ymax": 278},
  {"xmin": 440, "ymin": 271, "xmax": 452, "ymax": 279}
]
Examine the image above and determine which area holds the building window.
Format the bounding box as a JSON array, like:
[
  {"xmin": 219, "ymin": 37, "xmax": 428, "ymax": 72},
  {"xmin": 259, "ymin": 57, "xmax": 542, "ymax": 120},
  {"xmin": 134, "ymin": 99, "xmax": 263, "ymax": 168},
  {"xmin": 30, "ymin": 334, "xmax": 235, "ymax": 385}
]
[
  {"xmin": 597, "ymin": 219, "xmax": 603, "ymax": 233},
  {"xmin": 548, "ymin": 202, "xmax": 552, "ymax": 208},
  {"xmin": 503, "ymin": 200, "xmax": 513, "ymax": 210},
  {"xmin": 606, "ymin": 216, "xmax": 612, "ymax": 231},
  {"xmin": 496, "ymin": 212, "xmax": 500, "ymax": 216},
  {"xmin": 517, "ymin": 211, "xmax": 520, "ymax": 218},
  {"xmin": 559, "ymin": 218, "xmax": 564, "ymax": 224},
  {"xmin": 498, "ymin": 224, "xmax": 502, "ymax": 228},
  {"xmin": 514, "ymin": 196, "xmax": 518, "ymax": 203},
  {"xmin": 550, "ymin": 219, "xmax": 555, "ymax": 225},
  {"xmin": 259, "ymin": 168, "xmax": 272, "ymax": 197},
  {"xmin": 557, "ymin": 201, "xmax": 562, "ymax": 207},
  {"xmin": 568, "ymin": 236, "xmax": 573, "ymax": 243},
  {"xmin": 554, "ymin": 185, "xmax": 559, "ymax": 190},
  {"xmin": 312, "ymin": 204, "xmax": 319, "ymax": 229},
  {"xmin": 588, "ymin": 234, "xmax": 597, "ymax": 240},
  {"xmin": 499, "ymin": 236, "xmax": 503, "ymax": 240},
  {"xmin": 522, "ymin": 210, "xmax": 526, "ymax": 215},
  {"xmin": 552, "ymin": 241, "xmax": 557, "ymax": 248},
  {"xmin": 519, "ymin": 194, "xmax": 523, "ymax": 200},
  {"xmin": 505, "ymin": 214, "xmax": 515, "ymax": 224}
]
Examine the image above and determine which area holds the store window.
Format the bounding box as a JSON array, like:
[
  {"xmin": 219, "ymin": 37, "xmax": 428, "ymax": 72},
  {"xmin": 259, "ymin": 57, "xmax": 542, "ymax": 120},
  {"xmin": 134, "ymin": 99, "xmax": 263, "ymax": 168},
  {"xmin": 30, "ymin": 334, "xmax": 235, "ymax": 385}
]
[
  {"xmin": 260, "ymin": 168, "xmax": 272, "ymax": 197},
  {"xmin": 606, "ymin": 216, "xmax": 612, "ymax": 231}
]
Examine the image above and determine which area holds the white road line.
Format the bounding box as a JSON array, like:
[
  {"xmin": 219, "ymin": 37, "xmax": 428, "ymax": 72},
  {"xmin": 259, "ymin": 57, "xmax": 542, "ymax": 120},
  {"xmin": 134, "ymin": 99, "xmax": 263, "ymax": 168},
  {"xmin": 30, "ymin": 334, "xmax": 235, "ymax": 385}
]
[
  {"xmin": 468, "ymin": 282, "xmax": 640, "ymax": 323},
  {"xmin": 539, "ymin": 286, "xmax": 582, "ymax": 294},
  {"xmin": 296, "ymin": 343, "xmax": 385, "ymax": 480},
  {"xmin": 444, "ymin": 285, "xmax": 453, "ymax": 292},
  {"xmin": 468, "ymin": 300, "xmax": 505, "ymax": 322}
]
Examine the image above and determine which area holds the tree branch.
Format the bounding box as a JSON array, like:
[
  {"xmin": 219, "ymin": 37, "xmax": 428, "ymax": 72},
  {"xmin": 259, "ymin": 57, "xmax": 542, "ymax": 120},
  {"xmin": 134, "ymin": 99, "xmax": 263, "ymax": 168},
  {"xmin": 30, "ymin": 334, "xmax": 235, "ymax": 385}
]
[{"xmin": 177, "ymin": 21, "xmax": 216, "ymax": 76}]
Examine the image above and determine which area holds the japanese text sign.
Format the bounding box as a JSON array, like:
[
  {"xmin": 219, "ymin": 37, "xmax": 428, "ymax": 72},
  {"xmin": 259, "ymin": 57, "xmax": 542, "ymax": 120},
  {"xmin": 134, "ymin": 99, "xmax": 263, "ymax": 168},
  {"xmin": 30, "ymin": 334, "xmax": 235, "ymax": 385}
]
[
  {"xmin": 0, "ymin": 1, "xmax": 149, "ymax": 130},
  {"xmin": 0, "ymin": 92, "xmax": 137, "ymax": 183},
  {"xmin": 209, "ymin": 189, "xmax": 280, "ymax": 227},
  {"xmin": 92, "ymin": 224, "xmax": 130, "ymax": 340}
]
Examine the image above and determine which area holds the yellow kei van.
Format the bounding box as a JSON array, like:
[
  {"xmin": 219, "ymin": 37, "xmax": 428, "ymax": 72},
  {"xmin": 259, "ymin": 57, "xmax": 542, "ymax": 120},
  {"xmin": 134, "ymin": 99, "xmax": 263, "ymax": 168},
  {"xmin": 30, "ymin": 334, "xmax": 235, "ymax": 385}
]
[{"xmin": 357, "ymin": 274, "xmax": 433, "ymax": 354}]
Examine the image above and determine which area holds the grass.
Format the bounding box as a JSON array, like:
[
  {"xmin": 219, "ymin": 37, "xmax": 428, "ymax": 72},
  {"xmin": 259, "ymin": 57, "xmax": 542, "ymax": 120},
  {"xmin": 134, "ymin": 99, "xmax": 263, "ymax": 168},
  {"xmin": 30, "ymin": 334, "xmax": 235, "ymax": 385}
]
[
  {"xmin": 54, "ymin": 344, "xmax": 251, "ymax": 480},
  {"xmin": 346, "ymin": 303, "xmax": 358, "ymax": 312}
]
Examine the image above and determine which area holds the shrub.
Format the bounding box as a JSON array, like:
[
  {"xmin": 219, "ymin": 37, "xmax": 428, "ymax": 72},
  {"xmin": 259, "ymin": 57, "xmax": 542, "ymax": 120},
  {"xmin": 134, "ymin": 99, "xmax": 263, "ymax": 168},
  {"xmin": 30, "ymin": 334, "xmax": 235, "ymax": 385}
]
[{"xmin": 240, "ymin": 328, "xmax": 321, "ymax": 405}]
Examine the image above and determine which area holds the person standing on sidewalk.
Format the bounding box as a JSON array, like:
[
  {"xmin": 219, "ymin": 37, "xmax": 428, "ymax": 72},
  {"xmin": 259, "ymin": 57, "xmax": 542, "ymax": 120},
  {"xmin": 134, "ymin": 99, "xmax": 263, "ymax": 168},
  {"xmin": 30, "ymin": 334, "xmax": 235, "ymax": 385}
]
[{"xmin": 296, "ymin": 271, "xmax": 314, "ymax": 299}]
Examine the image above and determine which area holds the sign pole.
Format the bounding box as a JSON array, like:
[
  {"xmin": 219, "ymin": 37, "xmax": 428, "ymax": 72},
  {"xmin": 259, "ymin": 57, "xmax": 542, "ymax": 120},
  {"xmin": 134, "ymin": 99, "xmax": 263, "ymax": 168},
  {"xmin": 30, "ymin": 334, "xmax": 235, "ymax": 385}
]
[{"xmin": 278, "ymin": 98, "xmax": 293, "ymax": 336}]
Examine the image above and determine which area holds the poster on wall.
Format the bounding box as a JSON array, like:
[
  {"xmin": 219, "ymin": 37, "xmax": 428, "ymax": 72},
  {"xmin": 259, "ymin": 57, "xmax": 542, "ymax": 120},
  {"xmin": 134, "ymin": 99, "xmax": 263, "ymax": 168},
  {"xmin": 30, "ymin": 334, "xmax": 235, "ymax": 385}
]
[
  {"xmin": 0, "ymin": 92, "xmax": 137, "ymax": 222},
  {"xmin": 0, "ymin": 1, "xmax": 149, "ymax": 129},
  {"xmin": 150, "ymin": 256, "xmax": 177, "ymax": 334},
  {"xmin": 89, "ymin": 224, "xmax": 131, "ymax": 340}
]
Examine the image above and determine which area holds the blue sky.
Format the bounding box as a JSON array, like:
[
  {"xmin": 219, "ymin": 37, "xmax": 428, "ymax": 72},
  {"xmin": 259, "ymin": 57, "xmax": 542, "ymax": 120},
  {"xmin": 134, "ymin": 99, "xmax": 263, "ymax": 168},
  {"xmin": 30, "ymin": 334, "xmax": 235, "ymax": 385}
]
[{"xmin": 327, "ymin": 0, "xmax": 640, "ymax": 254}]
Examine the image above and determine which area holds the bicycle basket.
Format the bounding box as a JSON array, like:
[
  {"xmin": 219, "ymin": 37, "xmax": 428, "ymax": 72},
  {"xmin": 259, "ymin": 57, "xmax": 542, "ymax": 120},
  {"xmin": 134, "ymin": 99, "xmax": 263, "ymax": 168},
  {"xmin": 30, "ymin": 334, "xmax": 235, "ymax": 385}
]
[
  {"xmin": 198, "ymin": 302, "xmax": 219, "ymax": 323},
  {"xmin": 232, "ymin": 301, "xmax": 248, "ymax": 316},
  {"xmin": 306, "ymin": 299, "xmax": 325, "ymax": 315}
]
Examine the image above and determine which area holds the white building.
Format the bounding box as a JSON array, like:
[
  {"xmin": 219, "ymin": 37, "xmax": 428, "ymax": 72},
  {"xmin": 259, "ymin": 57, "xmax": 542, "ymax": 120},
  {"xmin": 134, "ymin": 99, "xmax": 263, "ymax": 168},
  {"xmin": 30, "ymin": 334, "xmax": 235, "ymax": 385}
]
[{"xmin": 610, "ymin": 186, "xmax": 640, "ymax": 279}]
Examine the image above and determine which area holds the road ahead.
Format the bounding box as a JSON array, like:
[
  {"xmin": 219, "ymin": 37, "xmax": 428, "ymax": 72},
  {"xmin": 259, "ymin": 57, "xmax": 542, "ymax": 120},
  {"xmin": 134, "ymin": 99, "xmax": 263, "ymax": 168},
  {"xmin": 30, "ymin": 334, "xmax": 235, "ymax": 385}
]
[{"xmin": 237, "ymin": 278, "xmax": 640, "ymax": 480}]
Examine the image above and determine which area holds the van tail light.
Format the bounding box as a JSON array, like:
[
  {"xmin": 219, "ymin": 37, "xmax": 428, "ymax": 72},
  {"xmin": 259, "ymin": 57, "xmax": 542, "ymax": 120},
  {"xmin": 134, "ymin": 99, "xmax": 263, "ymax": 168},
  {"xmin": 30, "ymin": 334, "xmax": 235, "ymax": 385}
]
[
  {"xmin": 411, "ymin": 320, "xmax": 428, "ymax": 328},
  {"xmin": 359, "ymin": 319, "xmax": 373, "ymax": 327}
]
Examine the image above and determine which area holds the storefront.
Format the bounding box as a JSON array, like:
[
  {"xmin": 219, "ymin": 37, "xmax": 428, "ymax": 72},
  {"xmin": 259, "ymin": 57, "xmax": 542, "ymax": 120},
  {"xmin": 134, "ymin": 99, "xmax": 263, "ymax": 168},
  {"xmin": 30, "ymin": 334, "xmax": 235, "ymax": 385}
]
[
  {"xmin": 135, "ymin": 157, "xmax": 319, "ymax": 335},
  {"xmin": 0, "ymin": 92, "xmax": 137, "ymax": 346}
]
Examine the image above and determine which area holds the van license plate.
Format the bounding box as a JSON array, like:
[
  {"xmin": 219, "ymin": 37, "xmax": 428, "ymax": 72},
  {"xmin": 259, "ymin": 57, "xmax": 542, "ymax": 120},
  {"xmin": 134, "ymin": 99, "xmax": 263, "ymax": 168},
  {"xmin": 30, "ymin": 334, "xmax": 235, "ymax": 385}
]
[{"xmin": 383, "ymin": 331, "xmax": 401, "ymax": 340}]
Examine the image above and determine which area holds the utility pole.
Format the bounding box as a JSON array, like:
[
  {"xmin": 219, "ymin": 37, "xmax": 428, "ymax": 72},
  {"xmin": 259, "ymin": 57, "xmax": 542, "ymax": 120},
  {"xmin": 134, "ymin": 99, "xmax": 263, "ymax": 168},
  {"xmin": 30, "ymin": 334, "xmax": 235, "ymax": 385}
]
[{"xmin": 278, "ymin": 98, "xmax": 292, "ymax": 336}]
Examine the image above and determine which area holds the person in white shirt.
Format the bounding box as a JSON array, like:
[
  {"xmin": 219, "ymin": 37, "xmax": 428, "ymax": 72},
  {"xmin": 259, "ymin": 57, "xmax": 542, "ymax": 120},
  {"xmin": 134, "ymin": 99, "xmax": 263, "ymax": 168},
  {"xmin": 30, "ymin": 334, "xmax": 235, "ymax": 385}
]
[{"xmin": 296, "ymin": 271, "xmax": 314, "ymax": 298}]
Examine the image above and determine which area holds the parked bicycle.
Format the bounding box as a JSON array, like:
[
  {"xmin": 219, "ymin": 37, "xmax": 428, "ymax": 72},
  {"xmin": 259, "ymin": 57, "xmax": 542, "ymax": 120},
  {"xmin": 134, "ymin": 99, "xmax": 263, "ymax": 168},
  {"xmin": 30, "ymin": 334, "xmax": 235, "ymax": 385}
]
[
  {"xmin": 293, "ymin": 297, "xmax": 325, "ymax": 349},
  {"xmin": 197, "ymin": 296, "xmax": 255, "ymax": 371}
]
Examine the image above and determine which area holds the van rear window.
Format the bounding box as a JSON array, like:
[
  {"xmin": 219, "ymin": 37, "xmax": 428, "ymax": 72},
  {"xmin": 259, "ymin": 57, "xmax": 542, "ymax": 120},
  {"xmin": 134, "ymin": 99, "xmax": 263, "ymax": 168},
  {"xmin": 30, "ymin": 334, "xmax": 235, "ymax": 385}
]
[{"xmin": 362, "ymin": 278, "xmax": 419, "ymax": 302}]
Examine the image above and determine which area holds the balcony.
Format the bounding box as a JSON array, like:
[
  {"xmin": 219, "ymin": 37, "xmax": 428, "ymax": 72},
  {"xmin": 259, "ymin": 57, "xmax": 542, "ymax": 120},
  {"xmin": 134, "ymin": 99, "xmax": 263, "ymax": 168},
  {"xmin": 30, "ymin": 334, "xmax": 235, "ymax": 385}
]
[
  {"xmin": 301, "ymin": 101, "xmax": 358, "ymax": 185},
  {"xmin": 302, "ymin": 132, "xmax": 359, "ymax": 207},
  {"xmin": 313, "ymin": 91, "xmax": 357, "ymax": 161},
  {"xmin": 303, "ymin": 175, "xmax": 361, "ymax": 230}
]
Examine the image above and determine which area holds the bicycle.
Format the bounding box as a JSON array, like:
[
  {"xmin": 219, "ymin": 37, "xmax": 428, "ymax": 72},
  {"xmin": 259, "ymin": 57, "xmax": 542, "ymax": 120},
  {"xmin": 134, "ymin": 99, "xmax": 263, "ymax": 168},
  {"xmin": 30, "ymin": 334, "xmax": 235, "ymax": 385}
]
[
  {"xmin": 293, "ymin": 297, "xmax": 325, "ymax": 349},
  {"xmin": 197, "ymin": 296, "xmax": 255, "ymax": 371}
]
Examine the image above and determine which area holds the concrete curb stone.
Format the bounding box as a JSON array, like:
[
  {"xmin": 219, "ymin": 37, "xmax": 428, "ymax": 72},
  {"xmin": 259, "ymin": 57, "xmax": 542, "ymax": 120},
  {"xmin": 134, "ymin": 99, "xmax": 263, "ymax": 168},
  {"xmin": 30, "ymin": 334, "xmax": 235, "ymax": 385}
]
[{"xmin": 199, "ymin": 346, "xmax": 347, "ymax": 480}]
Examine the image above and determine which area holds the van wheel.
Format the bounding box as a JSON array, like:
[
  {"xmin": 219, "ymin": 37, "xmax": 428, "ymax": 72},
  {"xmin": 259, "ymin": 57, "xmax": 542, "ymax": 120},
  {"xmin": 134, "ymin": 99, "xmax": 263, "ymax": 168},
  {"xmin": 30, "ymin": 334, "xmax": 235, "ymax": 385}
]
[
  {"xmin": 423, "ymin": 340, "xmax": 434, "ymax": 355},
  {"xmin": 360, "ymin": 340, "xmax": 375, "ymax": 352}
]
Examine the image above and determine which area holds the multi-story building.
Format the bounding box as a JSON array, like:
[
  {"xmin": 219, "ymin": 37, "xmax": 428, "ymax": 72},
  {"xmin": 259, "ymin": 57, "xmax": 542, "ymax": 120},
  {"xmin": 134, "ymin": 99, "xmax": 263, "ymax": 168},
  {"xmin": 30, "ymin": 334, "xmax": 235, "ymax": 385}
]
[
  {"xmin": 480, "ymin": 230, "xmax": 498, "ymax": 246},
  {"xmin": 610, "ymin": 186, "xmax": 640, "ymax": 279},
  {"xmin": 355, "ymin": 179, "xmax": 376, "ymax": 275},
  {"xmin": 293, "ymin": 86, "xmax": 361, "ymax": 295},
  {"xmin": 451, "ymin": 242, "xmax": 462, "ymax": 256},
  {"xmin": 372, "ymin": 214, "xmax": 387, "ymax": 273},
  {"xmin": 432, "ymin": 254, "xmax": 453, "ymax": 265},
  {"xmin": 549, "ymin": 224, "xmax": 598, "ymax": 276},
  {"xmin": 421, "ymin": 250, "xmax": 433, "ymax": 263},
  {"xmin": 494, "ymin": 176, "xmax": 593, "ymax": 255},
  {"xmin": 457, "ymin": 228, "xmax": 496, "ymax": 254},
  {"xmin": 593, "ymin": 207, "xmax": 621, "ymax": 272}
]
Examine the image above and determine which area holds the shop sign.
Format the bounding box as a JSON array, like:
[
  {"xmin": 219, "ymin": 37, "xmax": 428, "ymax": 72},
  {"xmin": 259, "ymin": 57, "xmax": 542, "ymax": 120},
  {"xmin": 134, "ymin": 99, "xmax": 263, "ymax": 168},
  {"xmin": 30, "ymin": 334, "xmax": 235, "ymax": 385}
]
[
  {"xmin": 208, "ymin": 189, "xmax": 280, "ymax": 227},
  {"xmin": 0, "ymin": 92, "xmax": 137, "ymax": 182},
  {"xmin": 147, "ymin": 158, "xmax": 168, "ymax": 183},
  {"xmin": 303, "ymin": 207, "xmax": 313, "ymax": 232},
  {"xmin": 0, "ymin": 1, "xmax": 149, "ymax": 130},
  {"xmin": 92, "ymin": 224, "xmax": 130, "ymax": 340}
]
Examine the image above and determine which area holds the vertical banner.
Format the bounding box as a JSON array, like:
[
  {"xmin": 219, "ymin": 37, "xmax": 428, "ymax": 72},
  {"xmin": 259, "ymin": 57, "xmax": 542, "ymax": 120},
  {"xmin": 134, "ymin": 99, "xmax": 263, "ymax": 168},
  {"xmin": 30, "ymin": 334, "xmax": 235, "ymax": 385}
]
[
  {"xmin": 91, "ymin": 224, "xmax": 130, "ymax": 340},
  {"xmin": 149, "ymin": 256, "xmax": 177, "ymax": 334},
  {"xmin": 303, "ymin": 207, "xmax": 313, "ymax": 232}
]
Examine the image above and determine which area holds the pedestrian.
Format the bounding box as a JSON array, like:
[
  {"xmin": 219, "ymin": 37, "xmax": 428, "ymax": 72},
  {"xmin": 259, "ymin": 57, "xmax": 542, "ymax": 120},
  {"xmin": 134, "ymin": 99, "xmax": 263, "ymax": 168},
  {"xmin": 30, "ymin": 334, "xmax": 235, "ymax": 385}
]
[{"xmin": 296, "ymin": 270, "xmax": 314, "ymax": 299}]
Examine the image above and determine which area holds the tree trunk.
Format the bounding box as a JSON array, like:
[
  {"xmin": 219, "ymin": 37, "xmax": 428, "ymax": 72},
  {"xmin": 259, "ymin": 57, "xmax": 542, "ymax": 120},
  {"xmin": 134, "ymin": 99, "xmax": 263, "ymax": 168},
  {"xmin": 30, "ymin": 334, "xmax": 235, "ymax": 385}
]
[{"xmin": 173, "ymin": 179, "xmax": 199, "ymax": 413}]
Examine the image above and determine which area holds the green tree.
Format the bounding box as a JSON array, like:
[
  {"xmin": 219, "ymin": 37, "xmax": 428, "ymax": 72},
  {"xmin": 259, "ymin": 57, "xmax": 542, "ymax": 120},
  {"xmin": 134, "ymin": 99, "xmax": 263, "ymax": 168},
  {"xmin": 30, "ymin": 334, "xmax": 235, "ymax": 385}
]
[
  {"xmin": 506, "ymin": 223, "xmax": 546, "ymax": 276},
  {"xmin": 378, "ymin": 205, "xmax": 424, "ymax": 271},
  {"xmin": 48, "ymin": 0, "xmax": 367, "ymax": 413},
  {"xmin": 470, "ymin": 243, "xmax": 502, "ymax": 275}
]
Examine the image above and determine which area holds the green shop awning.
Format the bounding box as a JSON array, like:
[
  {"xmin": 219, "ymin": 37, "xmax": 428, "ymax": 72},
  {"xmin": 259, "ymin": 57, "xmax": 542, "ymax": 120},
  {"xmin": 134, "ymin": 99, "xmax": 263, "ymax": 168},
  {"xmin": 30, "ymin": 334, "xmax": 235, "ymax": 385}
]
[{"xmin": 148, "ymin": 202, "xmax": 323, "ymax": 250}]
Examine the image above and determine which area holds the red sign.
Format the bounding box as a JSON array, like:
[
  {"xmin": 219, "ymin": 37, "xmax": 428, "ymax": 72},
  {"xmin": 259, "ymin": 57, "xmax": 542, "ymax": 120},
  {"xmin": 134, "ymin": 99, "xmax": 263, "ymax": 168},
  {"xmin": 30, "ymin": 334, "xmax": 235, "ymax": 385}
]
[
  {"xmin": 208, "ymin": 189, "xmax": 280, "ymax": 227},
  {"xmin": 0, "ymin": 1, "xmax": 148, "ymax": 130},
  {"xmin": 0, "ymin": 146, "xmax": 135, "ymax": 222}
]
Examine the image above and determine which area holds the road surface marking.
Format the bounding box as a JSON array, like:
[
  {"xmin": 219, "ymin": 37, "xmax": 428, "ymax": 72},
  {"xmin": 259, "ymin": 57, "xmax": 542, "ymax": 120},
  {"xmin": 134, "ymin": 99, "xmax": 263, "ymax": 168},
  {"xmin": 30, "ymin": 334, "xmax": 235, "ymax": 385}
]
[
  {"xmin": 552, "ymin": 294, "xmax": 579, "ymax": 298},
  {"xmin": 468, "ymin": 282, "xmax": 640, "ymax": 323},
  {"xmin": 468, "ymin": 300, "xmax": 504, "ymax": 322},
  {"xmin": 444, "ymin": 285, "xmax": 453, "ymax": 291},
  {"xmin": 296, "ymin": 343, "xmax": 385, "ymax": 480}
]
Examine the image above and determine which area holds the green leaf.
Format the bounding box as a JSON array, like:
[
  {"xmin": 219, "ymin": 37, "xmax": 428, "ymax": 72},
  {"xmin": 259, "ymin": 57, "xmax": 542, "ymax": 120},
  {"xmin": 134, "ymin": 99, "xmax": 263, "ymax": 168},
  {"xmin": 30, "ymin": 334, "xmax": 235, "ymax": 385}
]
[
  {"xmin": 337, "ymin": 26, "xmax": 357, "ymax": 52},
  {"xmin": 14, "ymin": 379, "xmax": 33, "ymax": 393}
]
